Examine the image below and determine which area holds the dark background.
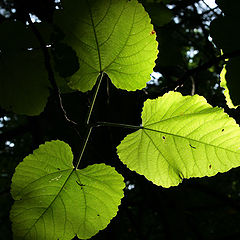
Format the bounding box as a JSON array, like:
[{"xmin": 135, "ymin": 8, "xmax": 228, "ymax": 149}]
[{"xmin": 1, "ymin": 0, "xmax": 240, "ymax": 239}]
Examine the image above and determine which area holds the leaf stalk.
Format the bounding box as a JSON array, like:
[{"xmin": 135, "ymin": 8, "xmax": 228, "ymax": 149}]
[
  {"xmin": 75, "ymin": 72, "xmax": 104, "ymax": 169},
  {"xmin": 93, "ymin": 121, "xmax": 142, "ymax": 130}
]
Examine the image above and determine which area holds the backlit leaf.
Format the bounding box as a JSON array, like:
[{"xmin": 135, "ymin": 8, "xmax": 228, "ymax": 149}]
[
  {"xmin": 117, "ymin": 91, "xmax": 240, "ymax": 187},
  {"xmin": 54, "ymin": 0, "xmax": 158, "ymax": 92},
  {"xmin": 11, "ymin": 140, "xmax": 124, "ymax": 239},
  {"xmin": 220, "ymin": 61, "xmax": 239, "ymax": 109}
]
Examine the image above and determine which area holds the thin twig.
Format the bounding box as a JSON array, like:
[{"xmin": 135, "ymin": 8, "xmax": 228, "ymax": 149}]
[
  {"xmin": 27, "ymin": 15, "xmax": 78, "ymax": 129},
  {"xmin": 190, "ymin": 76, "xmax": 195, "ymax": 95}
]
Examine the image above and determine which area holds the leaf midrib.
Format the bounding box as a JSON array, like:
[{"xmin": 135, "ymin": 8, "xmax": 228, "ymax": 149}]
[
  {"xmin": 22, "ymin": 169, "xmax": 75, "ymax": 239},
  {"xmin": 86, "ymin": 0, "xmax": 102, "ymax": 71},
  {"xmin": 14, "ymin": 168, "xmax": 73, "ymax": 198},
  {"xmin": 144, "ymin": 108, "xmax": 221, "ymax": 127},
  {"xmin": 143, "ymin": 127, "xmax": 240, "ymax": 155}
]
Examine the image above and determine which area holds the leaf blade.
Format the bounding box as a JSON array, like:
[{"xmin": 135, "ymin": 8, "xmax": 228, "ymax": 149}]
[
  {"xmin": 11, "ymin": 140, "xmax": 124, "ymax": 240},
  {"xmin": 117, "ymin": 91, "xmax": 240, "ymax": 187},
  {"xmin": 54, "ymin": 0, "xmax": 158, "ymax": 92}
]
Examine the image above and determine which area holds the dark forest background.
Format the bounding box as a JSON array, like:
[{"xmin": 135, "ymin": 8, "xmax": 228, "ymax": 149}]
[{"xmin": 1, "ymin": 0, "xmax": 240, "ymax": 239}]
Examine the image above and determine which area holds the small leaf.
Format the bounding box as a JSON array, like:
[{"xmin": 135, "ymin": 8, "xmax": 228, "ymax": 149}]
[
  {"xmin": 117, "ymin": 91, "xmax": 240, "ymax": 188},
  {"xmin": 220, "ymin": 62, "xmax": 239, "ymax": 109},
  {"xmin": 11, "ymin": 140, "xmax": 124, "ymax": 239},
  {"xmin": 54, "ymin": 0, "xmax": 158, "ymax": 92}
]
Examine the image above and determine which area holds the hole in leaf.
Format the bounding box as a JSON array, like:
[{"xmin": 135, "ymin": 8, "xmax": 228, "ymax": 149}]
[
  {"xmin": 222, "ymin": 129, "xmax": 224, "ymax": 132},
  {"xmin": 97, "ymin": 214, "xmax": 100, "ymax": 217},
  {"xmin": 162, "ymin": 136, "xmax": 165, "ymax": 140},
  {"xmin": 209, "ymin": 165, "xmax": 212, "ymax": 169},
  {"xmin": 57, "ymin": 168, "xmax": 60, "ymax": 170},
  {"xmin": 189, "ymin": 144, "xmax": 196, "ymax": 149}
]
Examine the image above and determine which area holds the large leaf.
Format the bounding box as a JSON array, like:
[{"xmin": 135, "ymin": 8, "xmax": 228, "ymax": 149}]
[
  {"xmin": 0, "ymin": 21, "xmax": 70, "ymax": 116},
  {"xmin": 11, "ymin": 140, "xmax": 124, "ymax": 240},
  {"xmin": 117, "ymin": 91, "xmax": 240, "ymax": 188},
  {"xmin": 0, "ymin": 21, "xmax": 49, "ymax": 116},
  {"xmin": 54, "ymin": 0, "xmax": 158, "ymax": 92}
]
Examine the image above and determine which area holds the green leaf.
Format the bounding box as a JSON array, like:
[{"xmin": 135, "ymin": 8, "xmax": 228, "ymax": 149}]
[
  {"xmin": 0, "ymin": 21, "xmax": 39, "ymax": 50},
  {"xmin": 142, "ymin": 3, "xmax": 172, "ymax": 27},
  {"xmin": 11, "ymin": 140, "xmax": 124, "ymax": 240},
  {"xmin": 220, "ymin": 61, "xmax": 240, "ymax": 109},
  {"xmin": 210, "ymin": 16, "xmax": 240, "ymax": 53},
  {"xmin": 0, "ymin": 21, "xmax": 49, "ymax": 115},
  {"xmin": 0, "ymin": 50, "xmax": 50, "ymax": 116},
  {"xmin": 0, "ymin": 21, "xmax": 71, "ymax": 115},
  {"xmin": 117, "ymin": 91, "xmax": 240, "ymax": 188},
  {"xmin": 54, "ymin": 0, "xmax": 158, "ymax": 92},
  {"xmin": 210, "ymin": 1, "xmax": 240, "ymax": 53}
]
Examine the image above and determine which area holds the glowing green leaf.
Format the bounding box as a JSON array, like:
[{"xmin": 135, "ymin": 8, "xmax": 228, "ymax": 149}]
[
  {"xmin": 117, "ymin": 91, "xmax": 240, "ymax": 188},
  {"xmin": 54, "ymin": 0, "xmax": 158, "ymax": 92},
  {"xmin": 220, "ymin": 62, "xmax": 239, "ymax": 109},
  {"xmin": 11, "ymin": 140, "xmax": 124, "ymax": 240}
]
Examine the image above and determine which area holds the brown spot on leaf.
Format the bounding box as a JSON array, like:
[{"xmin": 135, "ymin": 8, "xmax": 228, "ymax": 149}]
[{"xmin": 150, "ymin": 30, "xmax": 156, "ymax": 35}]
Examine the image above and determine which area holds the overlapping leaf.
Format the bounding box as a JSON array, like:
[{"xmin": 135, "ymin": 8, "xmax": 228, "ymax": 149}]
[
  {"xmin": 117, "ymin": 91, "xmax": 240, "ymax": 188},
  {"xmin": 54, "ymin": 0, "xmax": 158, "ymax": 92},
  {"xmin": 0, "ymin": 21, "xmax": 70, "ymax": 116},
  {"xmin": 11, "ymin": 140, "xmax": 124, "ymax": 240},
  {"xmin": 220, "ymin": 61, "xmax": 239, "ymax": 109},
  {"xmin": 0, "ymin": 21, "xmax": 50, "ymax": 115},
  {"xmin": 210, "ymin": 0, "xmax": 240, "ymax": 108}
]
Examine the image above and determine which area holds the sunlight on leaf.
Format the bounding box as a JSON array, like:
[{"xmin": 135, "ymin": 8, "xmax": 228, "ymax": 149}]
[
  {"xmin": 11, "ymin": 140, "xmax": 124, "ymax": 240},
  {"xmin": 117, "ymin": 91, "xmax": 240, "ymax": 187},
  {"xmin": 54, "ymin": 0, "xmax": 158, "ymax": 92},
  {"xmin": 220, "ymin": 64, "xmax": 238, "ymax": 109}
]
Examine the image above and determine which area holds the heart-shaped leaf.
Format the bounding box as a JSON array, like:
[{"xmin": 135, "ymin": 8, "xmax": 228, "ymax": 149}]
[
  {"xmin": 11, "ymin": 140, "xmax": 124, "ymax": 239},
  {"xmin": 54, "ymin": 0, "xmax": 158, "ymax": 92},
  {"xmin": 117, "ymin": 91, "xmax": 240, "ymax": 187}
]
